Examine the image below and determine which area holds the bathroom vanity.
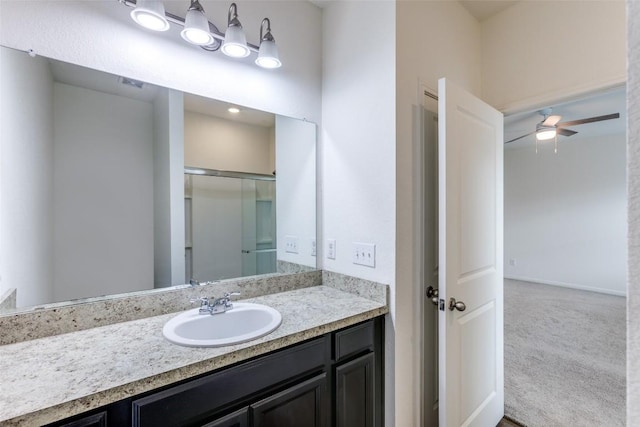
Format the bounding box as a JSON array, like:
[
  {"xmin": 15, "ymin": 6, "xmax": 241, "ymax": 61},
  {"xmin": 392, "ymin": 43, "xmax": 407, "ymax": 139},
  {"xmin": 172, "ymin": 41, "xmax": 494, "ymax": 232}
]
[
  {"xmin": 0, "ymin": 282, "xmax": 388, "ymax": 427},
  {"xmin": 46, "ymin": 318, "xmax": 383, "ymax": 427}
]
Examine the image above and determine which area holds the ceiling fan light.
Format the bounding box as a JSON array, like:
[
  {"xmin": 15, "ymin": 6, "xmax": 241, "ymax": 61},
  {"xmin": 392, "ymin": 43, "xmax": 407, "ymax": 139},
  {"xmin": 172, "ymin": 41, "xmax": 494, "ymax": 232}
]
[
  {"xmin": 130, "ymin": 0, "xmax": 170, "ymax": 32},
  {"xmin": 180, "ymin": 0, "xmax": 214, "ymax": 46},
  {"xmin": 536, "ymin": 128, "xmax": 557, "ymax": 141}
]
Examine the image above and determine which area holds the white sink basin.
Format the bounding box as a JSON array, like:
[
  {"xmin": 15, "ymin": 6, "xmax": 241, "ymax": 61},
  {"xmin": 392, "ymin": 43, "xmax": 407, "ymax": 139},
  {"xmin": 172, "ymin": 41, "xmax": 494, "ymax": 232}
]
[{"xmin": 162, "ymin": 302, "xmax": 282, "ymax": 348}]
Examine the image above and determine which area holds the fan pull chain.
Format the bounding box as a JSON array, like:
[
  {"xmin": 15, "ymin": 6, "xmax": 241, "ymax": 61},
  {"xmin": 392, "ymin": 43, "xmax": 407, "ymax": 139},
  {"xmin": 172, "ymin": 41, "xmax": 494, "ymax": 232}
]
[
  {"xmin": 554, "ymin": 134, "xmax": 558, "ymax": 154},
  {"xmin": 535, "ymin": 138, "xmax": 538, "ymax": 154}
]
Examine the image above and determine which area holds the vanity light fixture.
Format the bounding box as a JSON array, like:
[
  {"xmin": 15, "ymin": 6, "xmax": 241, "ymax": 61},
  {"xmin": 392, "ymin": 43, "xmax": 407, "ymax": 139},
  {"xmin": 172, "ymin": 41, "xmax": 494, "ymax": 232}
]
[
  {"xmin": 130, "ymin": 0, "xmax": 170, "ymax": 32},
  {"xmin": 124, "ymin": 0, "xmax": 282, "ymax": 68},
  {"xmin": 181, "ymin": 0, "xmax": 215, "ymax": 46},
  {"xmin": 221, "ymin": 3, "xmax": 250, "ymax": 58},
  {"xmin": 255, "ymin": 18, "xmax": 281, "ymax": 69}
]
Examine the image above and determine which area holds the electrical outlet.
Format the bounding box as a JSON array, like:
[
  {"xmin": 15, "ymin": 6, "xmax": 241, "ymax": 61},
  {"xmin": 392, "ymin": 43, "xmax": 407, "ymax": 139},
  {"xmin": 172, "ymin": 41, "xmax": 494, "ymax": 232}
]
[
  {"xmin": 509, "ymin": 258, "xmax": 516, "ymax": 266},
  {"xmin": 327, "ymin": 239, "xmax": 336, "ymax": 260},
  {"xmin": 353, "ymin": 242, "xmax": 376, "ymax": 267},
  {"xmin": 311, "ymin": 239, "xmax": 316, "ymax": 257},
  {"xmin": 285, "ymin": 235, "xmax": 299, "ymax": 254}
]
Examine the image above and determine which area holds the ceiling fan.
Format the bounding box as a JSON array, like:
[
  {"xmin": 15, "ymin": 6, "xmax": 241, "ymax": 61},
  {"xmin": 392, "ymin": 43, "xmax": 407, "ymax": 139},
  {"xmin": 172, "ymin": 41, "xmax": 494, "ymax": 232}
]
[{"xmin": 505, "ymin": 108, "xmax": 620, "ymax": 145}]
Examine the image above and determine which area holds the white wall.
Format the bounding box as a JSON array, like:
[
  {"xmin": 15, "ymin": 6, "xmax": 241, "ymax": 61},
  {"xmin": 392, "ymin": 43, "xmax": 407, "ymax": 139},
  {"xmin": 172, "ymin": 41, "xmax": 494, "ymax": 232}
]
[
  {"xmin": 0, "ymin": 1, "xmax": 322, "ymax": 124},
  {"xmin": 482, "ymin": 0, "xmax": 626, "ymax": 113},
  {"xmin": 184, "ymin": 112, "xmax": 274, "ymax": 174},
  {"xmin": 276, "ymin": 116, "xmax": 316, "ymax": 267},
  {"xmin": 153, "ymin": 88, "xmax": 185, "ymax": 288},
  {"xmin": 627, "ymin": 1, "xmax": 640, "ymax": 423},
  {"xmin": 52, "ymin": 83, "xmax": 155, "ymax": 302},
  {"xmin": 395, "ymin": 2, "xmax": 482, "ymax": 425},
  {"xmin": 505, "ymin": 134, "xmax": 627, "ymax": 295},
  {"xmin": 322, "ymin": 1, "xmax": 396, "ymax": 423},
  {"xmin": 0, "ymin": 47, "xmax": 54, "ymax": 308}
]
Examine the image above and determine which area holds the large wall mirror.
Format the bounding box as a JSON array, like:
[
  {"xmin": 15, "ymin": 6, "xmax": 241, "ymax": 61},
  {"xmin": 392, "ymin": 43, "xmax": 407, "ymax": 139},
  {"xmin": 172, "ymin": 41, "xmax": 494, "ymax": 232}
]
[{"xmin": 0, "ymin": 45, "xmax": 317, "ymax": 314}]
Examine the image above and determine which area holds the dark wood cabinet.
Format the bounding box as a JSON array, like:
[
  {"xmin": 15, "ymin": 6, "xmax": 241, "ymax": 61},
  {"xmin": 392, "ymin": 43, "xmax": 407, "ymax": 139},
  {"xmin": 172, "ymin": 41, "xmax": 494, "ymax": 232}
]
[
  {"xmin": 252, "ymin": 374, "xmax": 327, "ymax": 427},
  {"xmin": 202, "ymin": 408, "xmax": 249, "ymax": 427},
  {"xmin": 57, "ymin": 412, "xmax": 108, "ymax": 427},
  {"xmin": 46, "ymin": 317, "xmax": 383, "ymax": 427},
  {"xmin": 335, "ymin": 353, "xmax": 375, "ymax": 427}
]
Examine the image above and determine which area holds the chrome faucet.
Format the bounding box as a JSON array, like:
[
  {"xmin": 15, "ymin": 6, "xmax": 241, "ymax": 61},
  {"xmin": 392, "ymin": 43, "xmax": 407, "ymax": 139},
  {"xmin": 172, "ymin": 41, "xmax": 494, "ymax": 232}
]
[{"xmin": 190, "ymin": 292, "xmax": 241, "ymax": 315}]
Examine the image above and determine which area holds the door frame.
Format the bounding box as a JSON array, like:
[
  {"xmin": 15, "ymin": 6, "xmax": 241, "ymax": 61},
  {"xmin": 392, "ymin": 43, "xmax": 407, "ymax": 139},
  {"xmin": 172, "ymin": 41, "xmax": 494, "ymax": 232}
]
[{"xmin": 415, "ymin": 80, "xmax": 628, "ymax": 426}]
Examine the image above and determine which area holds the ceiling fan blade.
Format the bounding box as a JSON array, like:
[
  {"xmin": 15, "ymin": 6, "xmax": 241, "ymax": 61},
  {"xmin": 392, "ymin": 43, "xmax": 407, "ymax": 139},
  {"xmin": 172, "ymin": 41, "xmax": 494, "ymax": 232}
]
[
  {"xmin": 505, "ymin": 131, "xmax": 535, "ymax": 144},
  {"xmin": 556, "ymin": 113, "xmax": 620, "ymax": 128},
  {"xmin": 557, "ymin": 128, "xmax": 578, "ymax": 137},
  {"xmin": 542, "ymin": 115, "xmax": 562, "ymax": 126}
]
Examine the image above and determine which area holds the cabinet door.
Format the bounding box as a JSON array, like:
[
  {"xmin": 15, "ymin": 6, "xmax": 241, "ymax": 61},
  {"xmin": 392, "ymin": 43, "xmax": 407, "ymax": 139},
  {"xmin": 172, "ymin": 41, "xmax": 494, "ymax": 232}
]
[
  {"xmin": 202, "ymin": 408, "xmax": 248, "ymax": 427},
  {"xmin": 335, "ymin": 353, "xmax": 375, "ymax": 427},
  {"xmin": 251, "ymin": 374, "xmax": 327, "ymax": 427}
]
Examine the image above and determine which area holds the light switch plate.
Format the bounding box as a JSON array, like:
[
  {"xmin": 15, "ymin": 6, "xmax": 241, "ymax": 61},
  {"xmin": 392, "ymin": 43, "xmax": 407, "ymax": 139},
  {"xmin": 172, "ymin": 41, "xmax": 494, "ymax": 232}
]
[
  {"xmin": 327, "ymin": 239, "xmax": 336, "ymax": 260},
  {"xmin": 285, "ymin": 235, "xmax": 299, "ymax": 254},
  {"xmin": 352, "ymin": 242, "xmax": 375, "ymax": 267}
]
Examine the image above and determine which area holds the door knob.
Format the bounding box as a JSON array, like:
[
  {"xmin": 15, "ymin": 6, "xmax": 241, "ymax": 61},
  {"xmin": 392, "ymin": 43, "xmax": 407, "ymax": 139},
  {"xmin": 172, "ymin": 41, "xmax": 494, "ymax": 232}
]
[
  {"xmin": 426, "ymin": 286, "xmax": 439, "ymax": 306},
  {"xmin": 448, "ymin": 297, "xmax": 466, "ymax": 312}
]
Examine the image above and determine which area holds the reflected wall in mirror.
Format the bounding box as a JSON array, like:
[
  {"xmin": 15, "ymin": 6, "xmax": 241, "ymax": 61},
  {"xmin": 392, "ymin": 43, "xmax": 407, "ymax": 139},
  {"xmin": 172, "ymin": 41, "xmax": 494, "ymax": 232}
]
[{"xmin": 0, "ymin": 45, "xmax": 317, "ymax": 313}]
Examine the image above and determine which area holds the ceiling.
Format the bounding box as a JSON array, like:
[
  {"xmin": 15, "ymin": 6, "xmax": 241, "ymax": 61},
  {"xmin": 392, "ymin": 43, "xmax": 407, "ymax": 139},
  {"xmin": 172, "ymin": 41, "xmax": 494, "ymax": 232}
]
[
  {"xmin": 49, "ymin": 58, "xmax": 275, "ymax": 128},
  {"xmin": 504, "ymin": 87, "xmax": 626, "ymax": 150},
  {"xmin": 459, "ymin": 0, "xmax": 519, "ymax": 21}
]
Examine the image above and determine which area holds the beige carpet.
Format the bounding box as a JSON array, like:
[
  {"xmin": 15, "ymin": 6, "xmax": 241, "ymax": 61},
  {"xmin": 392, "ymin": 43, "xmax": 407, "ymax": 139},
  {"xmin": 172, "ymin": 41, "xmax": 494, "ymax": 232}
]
[{"xmin": 504, "ymin": 279, "xmax": 626, "ymax": 426}]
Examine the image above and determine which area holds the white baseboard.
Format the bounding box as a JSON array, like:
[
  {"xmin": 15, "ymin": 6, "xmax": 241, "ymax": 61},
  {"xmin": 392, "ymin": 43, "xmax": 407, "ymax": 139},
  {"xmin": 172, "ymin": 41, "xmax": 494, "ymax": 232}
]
[{"xmin": 504, "ymin": 275, "xmax": 627, "ymax": 297}]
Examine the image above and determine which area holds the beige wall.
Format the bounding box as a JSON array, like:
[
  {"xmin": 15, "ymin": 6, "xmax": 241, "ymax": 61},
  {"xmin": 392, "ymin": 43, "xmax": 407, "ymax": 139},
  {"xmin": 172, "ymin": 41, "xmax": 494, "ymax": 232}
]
[
  {"xmin": 184, "ymin": 112, "xmax": 275, "ymax": 175},
  {"xmin": 482, "ymin": 0, "xmax": 626, "ymax": 113},
  {"xmin": 396, "ymin": 1, "xmax": 482, "ymax": 424}
]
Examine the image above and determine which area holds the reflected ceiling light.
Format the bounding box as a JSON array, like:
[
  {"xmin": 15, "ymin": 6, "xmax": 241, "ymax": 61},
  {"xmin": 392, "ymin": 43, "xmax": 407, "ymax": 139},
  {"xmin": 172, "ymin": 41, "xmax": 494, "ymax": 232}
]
[
  {"xmin": 222, "ymin": 3, "xmax": 250, "ymax": 58},
  {"xmin": 535, "ymin": 126, "xmax": 557, "ymax": 141},
  {"xmin": 130, "ymin": 0, "xmax": 170, "ymax": 32},
  {"xmin": 181, "ymin": 0, "xmax": 215, "ymax": 46},
  {"xmin": 228, "ymin": 107, "xmax": 240, "ymax": 113},
  {"xmin": 255, "ymin": 18, "xmax": 281, "ymax": 69}
]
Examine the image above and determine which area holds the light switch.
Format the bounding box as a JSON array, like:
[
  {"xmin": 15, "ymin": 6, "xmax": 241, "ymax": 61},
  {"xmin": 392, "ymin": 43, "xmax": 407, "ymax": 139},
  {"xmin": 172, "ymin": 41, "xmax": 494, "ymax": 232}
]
[{"xmin": 352, "ymin": 242, "xmax": 375, "ymax": 267}]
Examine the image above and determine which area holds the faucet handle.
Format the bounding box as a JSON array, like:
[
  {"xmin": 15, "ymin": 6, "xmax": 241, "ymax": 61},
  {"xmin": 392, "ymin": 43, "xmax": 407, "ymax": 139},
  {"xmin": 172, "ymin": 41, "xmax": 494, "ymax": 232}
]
[
  {"xmin": 224, "ymin": 292, "xmax": 241, "ymax": 299},
  {"xmin": 190, "ymin": 297, "xmax": 209, "ymax": 306}
]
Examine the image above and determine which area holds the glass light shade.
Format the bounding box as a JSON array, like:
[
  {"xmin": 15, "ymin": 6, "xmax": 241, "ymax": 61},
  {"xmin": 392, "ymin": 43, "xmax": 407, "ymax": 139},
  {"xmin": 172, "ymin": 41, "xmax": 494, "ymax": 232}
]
[
  {"xmin": 536, "ymin": 128, "xmax": 557, "ymax": 141},
  {"xmin": 222, "ymin": 25, "xmax": 250, "ymax": 58},
  {"xmin": 255, "ymin": 40, "xmax": 281, "ymax": 69},
  {"xmin": 130, "ymin": 0, "xmax": 169, "ymax": 32},
  {"xmin": 181, "ymin": 8, "xmax": 214, "ymax": 46}
]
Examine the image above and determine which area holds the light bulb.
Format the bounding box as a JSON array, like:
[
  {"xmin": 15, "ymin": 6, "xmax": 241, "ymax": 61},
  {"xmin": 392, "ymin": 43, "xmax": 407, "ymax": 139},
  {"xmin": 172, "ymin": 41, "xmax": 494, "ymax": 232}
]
[
  {"xmin": 180, "ymin": 0, "xmax": 214, "ymax": 46},
  {"xmin": 536, "ymin": 129, "xmax": 557, "ymax": 141},
  {"xmin": 130, "ymin": 0, "xmax": 169, "ymax": 32}
]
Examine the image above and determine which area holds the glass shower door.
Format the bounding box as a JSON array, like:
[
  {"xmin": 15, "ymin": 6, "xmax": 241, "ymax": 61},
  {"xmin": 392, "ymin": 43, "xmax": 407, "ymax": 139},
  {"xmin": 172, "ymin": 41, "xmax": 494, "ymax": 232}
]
[{"xmin": 241, "ymin": 179, "xmax": 276, "ymax": 276}]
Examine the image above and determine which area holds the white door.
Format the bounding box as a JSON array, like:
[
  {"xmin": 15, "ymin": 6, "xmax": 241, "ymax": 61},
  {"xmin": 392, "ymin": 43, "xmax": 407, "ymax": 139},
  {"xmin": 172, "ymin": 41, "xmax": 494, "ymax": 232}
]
[{"xmin": 438, "ymin": 78, "xmax": 504, "ymax": 427}]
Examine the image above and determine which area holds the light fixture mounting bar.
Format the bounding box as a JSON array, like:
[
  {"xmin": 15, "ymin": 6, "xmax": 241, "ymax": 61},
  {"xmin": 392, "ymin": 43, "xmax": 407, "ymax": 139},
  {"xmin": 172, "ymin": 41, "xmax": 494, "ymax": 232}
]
[{"xmin": 120, "ymin": 0, "xmax": 260, "ymax": 52}]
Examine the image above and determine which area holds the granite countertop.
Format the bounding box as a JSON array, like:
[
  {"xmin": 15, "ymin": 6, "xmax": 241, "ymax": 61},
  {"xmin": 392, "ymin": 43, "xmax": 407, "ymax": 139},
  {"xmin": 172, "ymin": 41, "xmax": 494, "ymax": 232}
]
[{"xmin": 0, "ymin": 285, "xmax": 388, "ymax": 426}]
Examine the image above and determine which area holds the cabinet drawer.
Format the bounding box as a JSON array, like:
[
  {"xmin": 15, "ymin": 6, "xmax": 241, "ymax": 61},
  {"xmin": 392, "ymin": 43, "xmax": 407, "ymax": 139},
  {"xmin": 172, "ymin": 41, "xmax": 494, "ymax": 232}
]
[
  {"xmin": 51, "ymin": 412, "xmax": 107, "ymax": 427},
  {"xmin": 333, "ymin": 321, "xmax": 374, "ymax": 362},
  {"xmin": 132, "ymin": 337, "xmax": 327, "ymax": 427}
]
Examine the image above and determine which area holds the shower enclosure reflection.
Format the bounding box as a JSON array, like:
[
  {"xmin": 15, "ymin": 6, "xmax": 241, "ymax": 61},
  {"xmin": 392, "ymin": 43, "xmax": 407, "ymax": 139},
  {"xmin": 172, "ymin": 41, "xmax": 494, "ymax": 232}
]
[{"xmin": 185, "ymin": 172, "xmax": 277, "ymax": 282}]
